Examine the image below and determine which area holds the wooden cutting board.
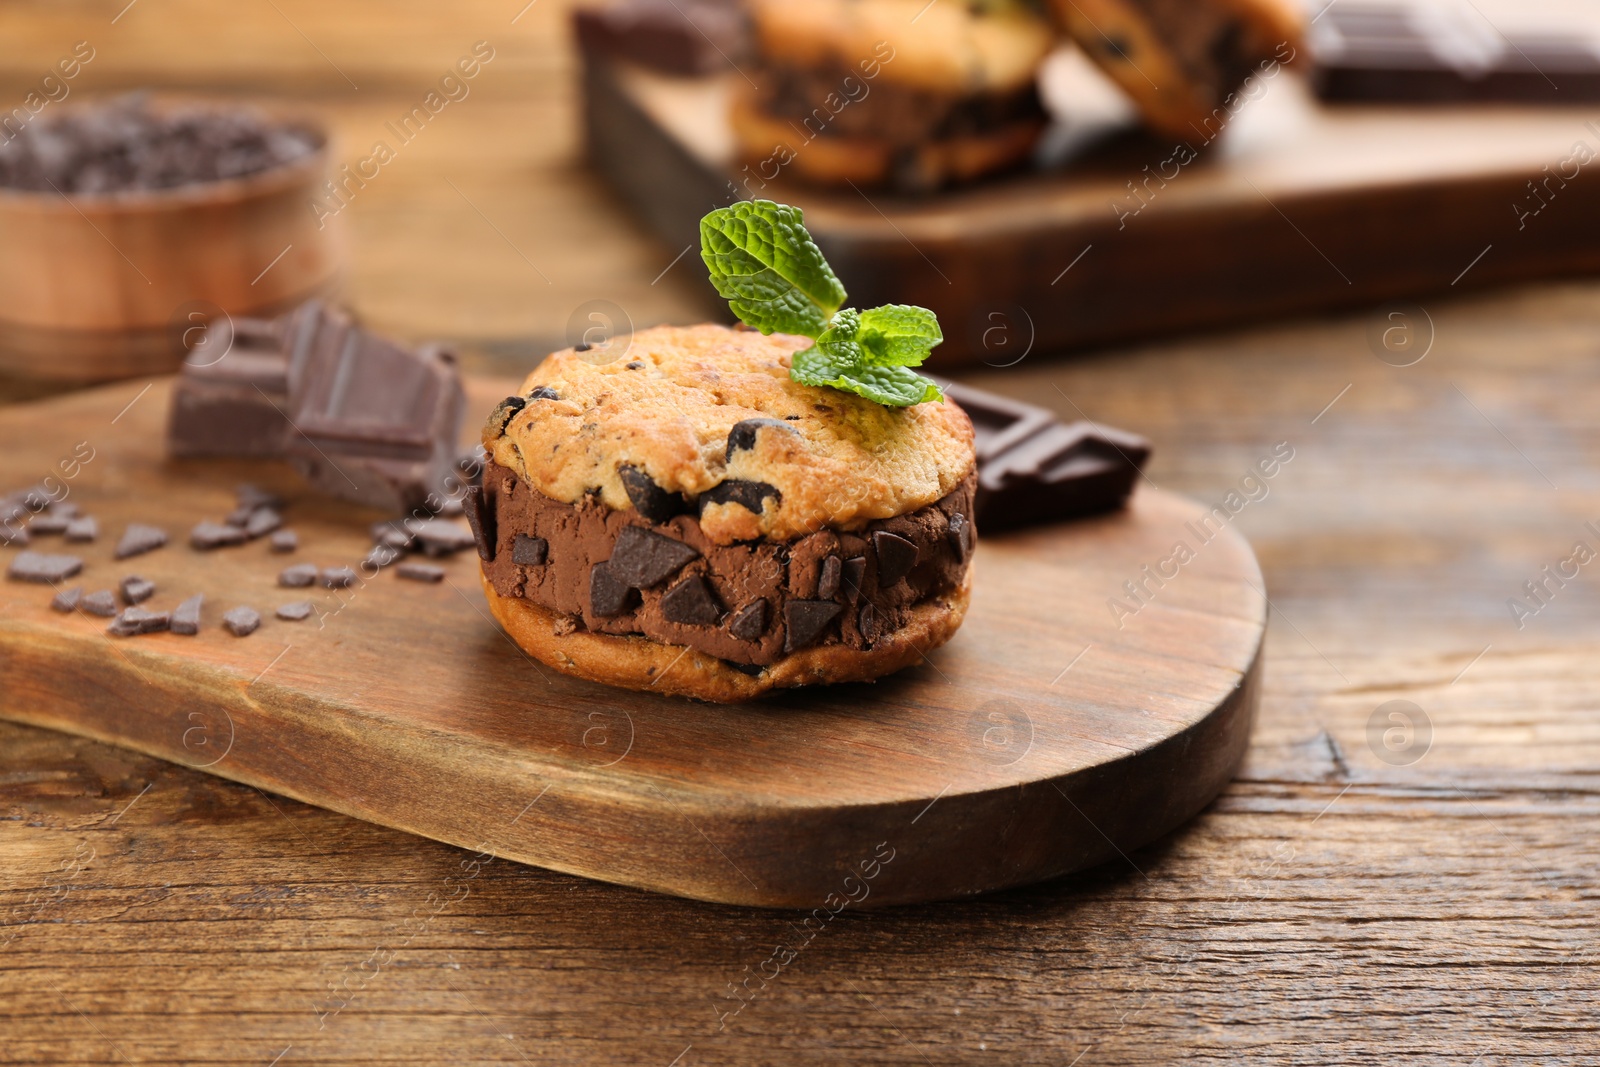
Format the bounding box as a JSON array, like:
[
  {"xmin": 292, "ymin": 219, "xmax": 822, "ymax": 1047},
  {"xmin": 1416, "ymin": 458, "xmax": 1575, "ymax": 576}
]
[
  {"xmin": 0, "ymin": 378, "xmax": 1264, "ymax": 907},
  {"xmin": 586, "ymin": 49, "xmax": 1600, "ymax": 365}
]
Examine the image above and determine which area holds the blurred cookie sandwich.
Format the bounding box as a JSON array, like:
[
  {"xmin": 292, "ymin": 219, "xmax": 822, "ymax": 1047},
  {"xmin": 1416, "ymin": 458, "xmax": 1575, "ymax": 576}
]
[{"xmin": 735, "ymin": 0, "xmax": 1057, "ymax": 191}]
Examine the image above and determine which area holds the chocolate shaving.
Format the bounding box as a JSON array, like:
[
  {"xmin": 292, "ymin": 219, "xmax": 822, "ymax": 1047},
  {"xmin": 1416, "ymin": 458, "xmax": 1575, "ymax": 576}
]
[
  {"xmin": 81, "ymin": 590, "xmax": 118, "ymax": 617},
  {"xmin": 608, "ymin": 526, "xmax": 699, "ymax": 588},
  {"xmin": 191, "ymin": 521, "xmax": 249, "ymax": 550},
  {"xmin": 784, "ymin": 600, "xmax": 842, "ymax": 653},
  {"xmin": 396, "ymin": 562, "xmax": 445, "ymax": 583},
  {"xmin": 171, "ymin": 595, "xmax": 205, "ymax": 635},
  {"xmin": 120, "ymin": 576, "xmax": 155, "ymax": 605},
  {"xmin": 109, "ymin": 607, "xmax": 169, "ymax": 637},
  {"xmin": 7, "ymin": 551, "xmax": 83, "ymax": 583},
  {"xmin": 115, "ymin": 524, "xmax": 168, "ymax": 560},
  {"xmin": 660, "ymin": 574, "xmax": 722, "ymax": 626},
  {"xmin": 222, "ymin": 606, "xmax": 261, "ymax": 636},
  {"xmin": 278, "ymin": 563, "xmax": 319, "ymax": 588}
]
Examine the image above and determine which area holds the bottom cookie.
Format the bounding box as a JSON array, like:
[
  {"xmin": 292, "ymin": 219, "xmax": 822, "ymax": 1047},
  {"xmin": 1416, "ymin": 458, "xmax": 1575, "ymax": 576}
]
[{"xmin": 480, "ymin": 567, "xmax": 972, "ymax": 703}]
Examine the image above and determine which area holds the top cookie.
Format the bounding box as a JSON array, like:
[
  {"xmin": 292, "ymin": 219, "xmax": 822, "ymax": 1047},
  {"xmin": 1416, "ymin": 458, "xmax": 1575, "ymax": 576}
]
[
  {"xmin": 484, "ymin": 324, "xmax": 976, "ymax": 545},
  {"xmin": 748, "ymin": 0, "xmax": 1057, "ymax": 96}
]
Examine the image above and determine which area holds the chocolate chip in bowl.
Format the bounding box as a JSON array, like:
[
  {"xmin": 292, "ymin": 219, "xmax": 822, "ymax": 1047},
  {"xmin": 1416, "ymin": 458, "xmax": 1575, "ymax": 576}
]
[{"xmin": 0, "ymin": 92, "xmax": 343, "ymax": 384}]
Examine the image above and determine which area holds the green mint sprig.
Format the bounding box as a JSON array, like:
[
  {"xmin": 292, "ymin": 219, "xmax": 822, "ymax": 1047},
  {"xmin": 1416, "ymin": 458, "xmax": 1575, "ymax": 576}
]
[{"xmin": 700, "ymin": 200, "xmax": 943, "ymax": 408}]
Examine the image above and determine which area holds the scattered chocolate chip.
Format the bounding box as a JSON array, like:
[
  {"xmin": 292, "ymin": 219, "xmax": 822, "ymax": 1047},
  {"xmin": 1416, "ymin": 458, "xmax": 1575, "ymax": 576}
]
[
  {"xmin": 725, "ymin": 660, "xmax": 765, "ymax": 676},
  {"xmin": 321, "ymin": 567, "xmax": 357, "ymax": 589},
  {"xmin": 608, "ymin": 526, "xmax": 699, "ymax": 588},
  {"xmin": 245, "ymin": 508, "xmax": 283, "ymax": 539},
  {"xmin": 81, "ymin": 590, "xmax": 118, "ymax": 617},
  {"xmin": 191, "ymin": 520, "xmax": 250, "ymax": 550},
  {"xmin": 64, "ymin": 516, "xmax": 98, "ymax": 542},
  {"xmin": 50, "ymin": 587, "xmax": 82, "ymax": 612},
  {"xmin": 396, "ymin": 562, "xmax": 446, "ymax": 583},
  {"xmin": 7, "ymin": 551, "xmax": 83, "ymax": 583},
  {"xmin": 0, "ymin": 524, "xmax": 29, "ymax": 546},
  {"xmin": 413, "ymin": 519, "xmax": 477, "ymax": 557},
  {"xmin": 873, "ymin": 531, "xmax": 919, "ymax": 587},
  {"xmin": 700, "ymin": 479, "xmax": 780, "ymax": 516},
  {"xmin": 171, "ymin": 595, "xmax": 204, "ymax": 635},
  {"xmin": 224, "ymin": 504, "xmax": 258, "ymax": 527},
  {"xmin": 120, "ymin": 576, "xmax": 155, "ymax": 605},
  {"xmin": 625, "ymin": 360, "xmax": 644, "ymax": 369},
  {"xmin": 276, "ymin": 601, "xmax": 314, "ymax": 621},
  {"xmin": 372, "ymin": 524, "xmax": 414, "ymax": 550},
  {"xmin": 529, "ymin": 385, "xmax": 561, "ymax": 400},
  {"xmin": 222, "ymin": 606, "xmax": 261, "ymax": 637},
  {"xmin": 842, "ymin": 556, "xmax": 866, "ymax": 600},
  {"xmin": 589, "ymin": 562, "xmax": 636, "ymax": 616},
  {"xmin": 784, "ymin": 600, "xmax": 842, "ymax": 653},
  {"xmin": 29, "ymin": 513, "xmax": 69, "ymax": 535},
  {"xmin": 858, "ymin": 602, "xmax": 879, "ymax": 643},
  {"xmin": 462, "ymin": 485, "xmax": 496, "ymax": 563},
  {"xmin": 115, "ymin": 524, "xmax": 167, "ymax": 560},
  {"xmin": 619, "ymin": 465, "xmax": 689, "ymax": 523},
  {"xmin": 661, "ymin": 574, "xmax": 722, "ymax": 626},
  {"xmin": 278, "ymin": 563, "xmax": 318, "ymax": 588},
  {"xmin": 270, "ymin": 529, "xmax": 298, "ymax": 553},
  {"xmin": 236, "ymin": 484, "xmax": 283, "ymax": 511},
  {"xmin": 817, "ymin": 555, "xmax": 842, "ymax": 600},
  {"xmin": 512, "ymin": 534, "xmax": 548, "ymax": 566},
  {"xmin": 109, "ymin": 607, "xmax": 169, "ymax": 637},
  {"xmin": 725, "ymin": 418, "xmax": 797, "ymax": 460},
  {"xmin": 364, "ymin": 543, "xmax": 404, "ymax": 570},
  {"xmin": 728, "ymin": 599, "xmax": 768, "ymax": 642},
  {"xmin": 947, "ymin": 512, "xmax": 975, "ymax": 562}
]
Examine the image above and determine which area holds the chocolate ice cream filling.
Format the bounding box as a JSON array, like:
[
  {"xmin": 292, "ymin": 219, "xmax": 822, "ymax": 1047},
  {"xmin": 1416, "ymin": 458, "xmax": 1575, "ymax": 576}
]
[{"xmin": 477, "ymin": 462, "xmax": 976, "ymax": 669}]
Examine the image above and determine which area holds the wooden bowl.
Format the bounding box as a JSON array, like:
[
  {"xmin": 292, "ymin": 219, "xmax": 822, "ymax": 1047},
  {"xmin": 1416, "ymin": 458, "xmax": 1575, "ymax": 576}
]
[{"xmin": 0, "ymin": 96, "xmax": 344, "ymax": 384}]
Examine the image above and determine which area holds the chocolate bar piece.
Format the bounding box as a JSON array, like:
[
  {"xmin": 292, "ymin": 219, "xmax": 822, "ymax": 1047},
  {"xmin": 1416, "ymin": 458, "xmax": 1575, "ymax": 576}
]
[
  {"xmin": 940, "ymin": 381, "xmax": 1149, "ymax": 532},
  {"xmin": 574, "ymin": 0, "xmax": 750, "ymax": 76},
  {"xmin": 167, "ymin": 300, "xmax": 467, "ymax": 513},
  {"xmin": 1312, "ymin": 1, "xmax": 1600, "ymax": 103}
]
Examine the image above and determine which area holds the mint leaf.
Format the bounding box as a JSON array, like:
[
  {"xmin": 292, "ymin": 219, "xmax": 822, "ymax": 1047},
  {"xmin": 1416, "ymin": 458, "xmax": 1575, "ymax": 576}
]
[
  {"xmin": 854, "ymin": 304, "xmax": 942, "ymax": 367},
  {"xmin": 790, "ymin": 342, "xmax": 944, "ymax": 408},
  {"xmin": 700, "ymin": 201, "xmax": 847, "ymax": 338},
  {"xmin": 813, "ymin": 307, "xmax": 863, "ymax": 366}
]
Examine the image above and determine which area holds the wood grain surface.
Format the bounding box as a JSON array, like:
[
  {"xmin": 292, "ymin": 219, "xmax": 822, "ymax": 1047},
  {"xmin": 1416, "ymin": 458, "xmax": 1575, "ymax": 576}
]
[
  {"xmin": 4, "ymin": 1, "xmax": 1600, "ymax": 1064},
  {"xmin": 0, "ymin": 378, "xmax": 1264, "ymax": 908}
]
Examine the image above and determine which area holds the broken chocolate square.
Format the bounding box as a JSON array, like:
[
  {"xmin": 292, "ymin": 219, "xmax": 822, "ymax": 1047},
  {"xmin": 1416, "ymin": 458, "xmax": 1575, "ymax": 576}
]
[
  {"xmin": 276, "ymin": 601, "xmax": 314, "ymax": 621},
  {"xmin": 608, "ymin": 526, "xmax": 699, "ymax": 588},
  {"xmin": 589, "ymin": 562, "xmax": 636, "ymax": 617},
  {"xmin": 278, "ymin": 563, "xmax": 318, "ymax": 588},
  {"xmin": 728, "ymin": 599, "xmax": 767, "ymax": 642},
  {"xmin": 661, "ymin": 574, "xmax": 722, "ymax": 626},
  {"xmin": 784, "ymin": 600, "xmax": 841, "ymax": 653},
  {"xmin": 512, "ymin": 534, "xmax": 548, "ymax": 567},
  {"xmin": 81, "ymin": 590, "xmax": 118, "ymax": 617},
  {"xmin": 120, "ymin": 576, "xmax": 155, "ymax": 605},
  {"xmin": 222, "ymin": 606, "xmax": 261, "ymax": 636},
  {"xmin": 191, "ymin": 521, "xmax": 249, "ymax": 550},
  {"xmin": 396, "ymin": 562, "xmax": 446, "ymax": 583},
  {"xmin": 109, "ymin": 607, "xmax": 170, "ymax": 637},
  {"xmin": 50, "ymin": 587, "xmax": 82, "ymax": 612}
]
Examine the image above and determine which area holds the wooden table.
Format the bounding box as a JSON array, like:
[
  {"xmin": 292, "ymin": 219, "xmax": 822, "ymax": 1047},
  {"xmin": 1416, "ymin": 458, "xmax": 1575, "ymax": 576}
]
[{"xmin": 4, "ymin": 2, "xmax": 1599, "ymax": 1063}]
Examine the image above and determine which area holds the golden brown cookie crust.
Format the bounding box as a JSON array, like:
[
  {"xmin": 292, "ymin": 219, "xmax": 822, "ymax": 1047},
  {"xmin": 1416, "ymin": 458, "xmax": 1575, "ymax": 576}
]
[
  {"xmin": 731, "ymin": 92, "xmax": 1045, "ymax": 189},
  {"xmin": 1052, "ymin": 0, "xmax": 1303, "ymax": 139},
  {"xmin": 748, "ymin": 0, "xmax": 1056, "ymax": 96},
  {"xmin": 487, "ymin": 324, "xmax": 976, "ymax": 545},
  {"xmin": 481, "ymin": 567, "xmax": 972, "ymax": 702}
]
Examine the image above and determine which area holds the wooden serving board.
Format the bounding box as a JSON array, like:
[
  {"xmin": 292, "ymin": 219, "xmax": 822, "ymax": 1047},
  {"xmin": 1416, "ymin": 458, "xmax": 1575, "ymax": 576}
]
[
  {"xmin": 0, "ymin": 378, "xmax": 1265, "ymax": 907},
  {"xmin": 586, "ymin": 49, "xmax": 1600, "ymax": 365}
]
